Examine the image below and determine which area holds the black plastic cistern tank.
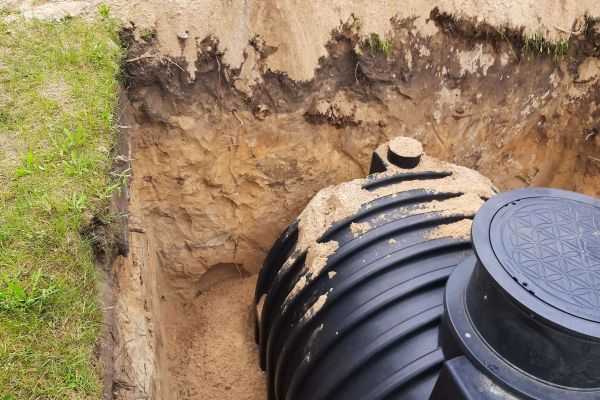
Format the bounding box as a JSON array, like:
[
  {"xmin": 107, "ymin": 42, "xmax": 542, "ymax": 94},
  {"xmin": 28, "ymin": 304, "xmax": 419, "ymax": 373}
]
[{"xmin": 253, "ymin": 138, "xmax": 600, "ymax": 400}]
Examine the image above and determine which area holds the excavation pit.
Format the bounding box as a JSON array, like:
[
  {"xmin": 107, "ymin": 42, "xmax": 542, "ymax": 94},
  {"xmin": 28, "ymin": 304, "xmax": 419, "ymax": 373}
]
[{"xmin": 109, "ymin": 15, "xmax": 600, "ymax": 400}]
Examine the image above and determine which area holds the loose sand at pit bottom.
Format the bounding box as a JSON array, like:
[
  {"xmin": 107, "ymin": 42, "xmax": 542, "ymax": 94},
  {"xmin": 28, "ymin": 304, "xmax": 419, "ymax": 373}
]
[{"xmin": 165, "ymin": 276, "xmax": 266, "ymax": 400}]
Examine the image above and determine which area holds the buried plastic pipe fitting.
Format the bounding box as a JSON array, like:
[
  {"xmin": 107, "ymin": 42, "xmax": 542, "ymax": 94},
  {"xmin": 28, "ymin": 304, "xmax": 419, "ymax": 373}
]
[{"xmin": 369, "ymin": 136, "xmax": 423, "ymax": 173}]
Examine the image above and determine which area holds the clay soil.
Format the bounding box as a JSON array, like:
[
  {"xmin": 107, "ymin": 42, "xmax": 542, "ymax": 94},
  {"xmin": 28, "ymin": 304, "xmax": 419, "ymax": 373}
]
[{"xmin": 16, "ymin": 1, "xmax": 594, "ymax": 398}]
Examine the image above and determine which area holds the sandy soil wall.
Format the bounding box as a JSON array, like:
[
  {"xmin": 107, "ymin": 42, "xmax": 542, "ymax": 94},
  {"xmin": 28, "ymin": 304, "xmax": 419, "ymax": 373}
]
[{"xmin": 124, "ymin": 16, "xmax": 600, "ymax": 281}]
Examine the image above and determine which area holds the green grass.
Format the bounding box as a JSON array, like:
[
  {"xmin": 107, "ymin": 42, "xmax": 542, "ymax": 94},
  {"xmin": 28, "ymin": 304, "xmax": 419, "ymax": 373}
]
[
  {"xmin": 365, "ymin": 33, "xmax": 392, "ymax": 55},
  {"xmin": 0, "ymin": 11, "xmax": 123, "ymax": 399},
  {"xmin": 521, "ymin": 32, "xmax": 570, "ymax": 61}
]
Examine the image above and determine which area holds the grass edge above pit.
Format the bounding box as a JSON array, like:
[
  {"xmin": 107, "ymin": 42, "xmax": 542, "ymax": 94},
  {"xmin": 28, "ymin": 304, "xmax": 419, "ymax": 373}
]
[{"xmin": 0, "ymin": 11, "xmax": 124, "ymax": 399}]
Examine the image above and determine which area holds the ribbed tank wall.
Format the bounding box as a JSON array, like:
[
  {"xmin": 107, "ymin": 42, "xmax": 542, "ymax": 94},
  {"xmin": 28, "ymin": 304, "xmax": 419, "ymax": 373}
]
[{"xmin": 254, "ymin": 170, "xmax": 477, "ymax": 400}]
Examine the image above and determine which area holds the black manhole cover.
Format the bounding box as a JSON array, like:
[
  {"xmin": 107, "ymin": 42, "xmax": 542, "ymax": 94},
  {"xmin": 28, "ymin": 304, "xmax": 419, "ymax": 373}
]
[
  {"xmin": 490, "ymin": 197, "xmax": 600, "ymax": 322},
  {"xmin": 473, "ymin": 188, "xmax": 600, "ymax": 324}
]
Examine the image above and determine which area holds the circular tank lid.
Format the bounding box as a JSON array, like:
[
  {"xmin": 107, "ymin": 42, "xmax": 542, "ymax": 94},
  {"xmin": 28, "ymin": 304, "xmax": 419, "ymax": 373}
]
[{"xmin": 472, "ymin": 188, "xmax": 600, "ymax": 334}]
